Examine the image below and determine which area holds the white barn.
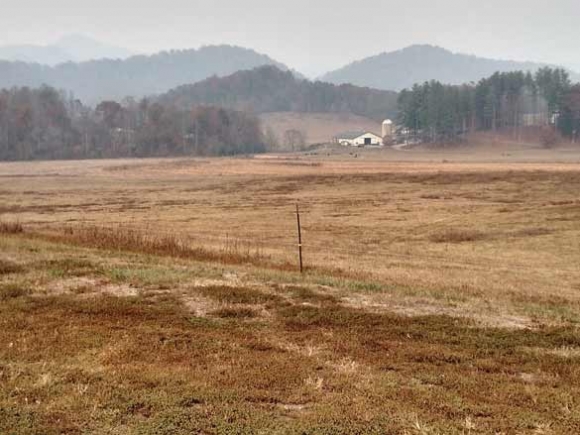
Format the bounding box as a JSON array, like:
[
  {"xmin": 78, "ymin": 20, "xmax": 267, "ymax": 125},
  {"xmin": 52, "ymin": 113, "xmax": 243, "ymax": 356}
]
[{"xmin": 336, "ymin": 131, "xmax": 383, "ymax": 147}]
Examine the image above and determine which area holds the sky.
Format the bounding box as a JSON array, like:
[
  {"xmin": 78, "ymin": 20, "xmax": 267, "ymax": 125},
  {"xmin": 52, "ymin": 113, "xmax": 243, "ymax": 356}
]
[{"xmin": 1, "ymin": 0, "xmax": 579, "ymax": 77}]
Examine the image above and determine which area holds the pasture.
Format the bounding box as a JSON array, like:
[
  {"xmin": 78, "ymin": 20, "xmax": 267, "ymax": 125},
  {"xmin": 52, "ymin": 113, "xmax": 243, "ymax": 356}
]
[{"xmin": 1, "ymin": 146, "xmax": 580, "ymax": 433}]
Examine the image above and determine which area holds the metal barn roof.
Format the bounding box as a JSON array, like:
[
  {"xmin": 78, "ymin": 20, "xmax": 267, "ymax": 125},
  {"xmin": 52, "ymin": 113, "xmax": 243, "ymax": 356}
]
[{"xmin": 336, "ymin": 131, "xmax": 381, "ymax": 140}]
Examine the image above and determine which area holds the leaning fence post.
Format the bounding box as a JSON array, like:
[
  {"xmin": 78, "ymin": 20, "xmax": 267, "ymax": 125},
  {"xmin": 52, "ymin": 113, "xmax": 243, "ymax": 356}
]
[{"xmin": 295, "ymin": 203, "xmax": 304, "ymax": 273}]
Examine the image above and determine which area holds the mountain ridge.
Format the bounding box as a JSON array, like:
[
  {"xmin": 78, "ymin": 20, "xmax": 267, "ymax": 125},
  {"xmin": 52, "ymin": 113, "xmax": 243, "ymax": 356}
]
[
  {"xmin": 0, "ymin": 45, "xmax": 296, "ymax": 103},
  {"xmin": 320, "ymin": 44, "xmax": 580, "ymax": 91},
  {"xmin": 0, "ymin": 34, "xmax": 134, "ymax": 65}
]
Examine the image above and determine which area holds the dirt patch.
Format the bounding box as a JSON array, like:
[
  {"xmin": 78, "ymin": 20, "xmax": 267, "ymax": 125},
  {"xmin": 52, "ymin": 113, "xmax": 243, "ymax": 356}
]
[
  {"xmin": 181, "ymin": 294, "xmax": 219, "ymax": 317},
  {"xmin": 46, "ymin": 277, "xmax": 138, "ymax": 298},
  {"xmin": 342, "ymin": 293, "xmax": 534, "ymax": 329}
]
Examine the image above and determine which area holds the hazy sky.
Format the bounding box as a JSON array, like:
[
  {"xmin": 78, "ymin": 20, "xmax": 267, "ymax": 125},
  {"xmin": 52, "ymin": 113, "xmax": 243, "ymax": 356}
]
[{"xmin": 1, "ymin": 0, "xmax": 579, "ymax": 76}]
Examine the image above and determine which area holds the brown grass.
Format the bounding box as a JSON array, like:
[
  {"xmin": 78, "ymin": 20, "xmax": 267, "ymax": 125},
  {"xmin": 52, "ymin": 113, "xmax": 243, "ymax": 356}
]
[
  {"xmin": 210, "ymin": 306, "xmax": 260, "ymax": 319},
  {"xmin": 0, "ymin": 283, "xmax": 30, "ymax": 300},
  {"xmin": 2, "ymin": 155, "xmax": 580, "ymax": 319},
  {"xmin": 2, "ymin": 152, "xmax": 580, "ymax": 432},
  {"xmin": 195, "ymin": 285, "xmax": 283, "ymax": 305},
  {"xmin": 0, "ymin": 275, "xmax": 579, "ymax": 433},
  {"xmin": 0, "ymin": 259, "xmax": 24, "ymax": 275},
  {"xmin": 37, "ymin": 225, "xmax": 286, "ymax": 270},
  {"xmin": 429, "ymin": 228, "xmax": 487, "ymax": 243},
  {"xmin": 0, "ymin": 220, "xmax": 23, "ymax": 234}
]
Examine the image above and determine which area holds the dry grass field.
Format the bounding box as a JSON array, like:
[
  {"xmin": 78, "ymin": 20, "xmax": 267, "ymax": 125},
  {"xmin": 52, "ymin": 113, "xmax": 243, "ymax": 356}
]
[
  {"xmin": 2, "ymin": 145, "xmax": 580, "ymax": 433},
  {"xmin": 260, "ymin": 112, "xmax": 382, "ymax": 144}
]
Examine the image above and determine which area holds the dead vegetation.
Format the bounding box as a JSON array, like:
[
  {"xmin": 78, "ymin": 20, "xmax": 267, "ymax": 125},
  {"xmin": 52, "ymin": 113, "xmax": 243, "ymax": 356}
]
[
  {"xmin": 36, "ymin": 224, "xmax": 287, "ymax": 270},
  {"xmin": 429, "ymin": 228, "xmax": 487, "ymax": 243},
  {"xmin": 195, "ymin": 285, "xmax": 283, "ymax": 305},
  {"xmin": 2, "ymin": 154, "xmax": 580, "ymax": 432},
  {"xmin": 0, "ymin": 257, "xmax": 579, "ymax": 433},
  {"xmin": 0, "ymin": 220, "xmax": 23, "ymax": 234},
  {"xmin": 0, "ymin": 259, "xmax": 24, "ymax": 275},
  {"xmin": 0, "ymin": 283, "xmax": 30, "ymax": 300}
]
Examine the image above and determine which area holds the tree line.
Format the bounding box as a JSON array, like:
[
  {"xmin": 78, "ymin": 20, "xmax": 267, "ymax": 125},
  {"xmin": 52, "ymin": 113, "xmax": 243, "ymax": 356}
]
[
  {"xmin": 397, "ymin": 67, "xmax": 580, "ymax": 144},
  {"xmin": 0, "ymin": 86, "xmax": 266, "ymax": 161}
]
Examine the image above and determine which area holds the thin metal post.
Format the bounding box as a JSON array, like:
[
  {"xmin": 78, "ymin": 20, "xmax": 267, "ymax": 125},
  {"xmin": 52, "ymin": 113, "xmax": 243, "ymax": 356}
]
[{"xmin": 296, "ymin": 204, "xmax": 303, "ymax": 273}]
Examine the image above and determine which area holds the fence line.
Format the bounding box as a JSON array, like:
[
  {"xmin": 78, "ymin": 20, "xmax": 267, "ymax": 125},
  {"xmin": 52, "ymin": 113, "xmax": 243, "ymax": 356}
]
[{"xmin": 22, "ymin": 217, "xmax": 533, "ymax": 275}]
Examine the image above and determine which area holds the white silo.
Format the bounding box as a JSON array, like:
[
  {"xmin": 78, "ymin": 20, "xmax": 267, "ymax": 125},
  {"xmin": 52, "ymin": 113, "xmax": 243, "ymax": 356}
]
[{"xmin": 382, "ymin": 119, "xmax": 393, "ymax": 138}]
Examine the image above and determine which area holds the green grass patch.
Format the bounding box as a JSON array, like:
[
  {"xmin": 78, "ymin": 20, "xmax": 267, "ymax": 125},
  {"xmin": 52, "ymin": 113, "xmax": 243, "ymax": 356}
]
[
  {"xmin": 40, "ymin": 258, "xmax": 101, "ymax": 278},
  {"xmin": 284, "ymin": 286, "xmax": 339, "ymax": 304}
]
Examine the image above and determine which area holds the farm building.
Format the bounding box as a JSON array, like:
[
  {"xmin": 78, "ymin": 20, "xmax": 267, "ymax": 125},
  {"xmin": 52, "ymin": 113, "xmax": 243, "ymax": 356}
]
[
  {"xmin": 336, "ymin": 131, "xmax": 383, "ymax": 147},
  {"xmin": 382, "ymin": 119, "xmax": 394, "ymax": 137}
]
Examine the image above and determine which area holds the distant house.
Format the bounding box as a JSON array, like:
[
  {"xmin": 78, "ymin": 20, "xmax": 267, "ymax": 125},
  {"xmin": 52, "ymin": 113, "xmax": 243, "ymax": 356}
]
[{"xmin": 335, "ymin": 131, "xmax": 383, "ymax": 147}]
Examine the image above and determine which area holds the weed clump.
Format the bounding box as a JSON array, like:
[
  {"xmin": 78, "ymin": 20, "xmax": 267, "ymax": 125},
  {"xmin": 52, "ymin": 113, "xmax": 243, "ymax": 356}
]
[
  {"xmin": 0, "ymin": 284, "xmax": 30, "ymax": 300},
  {"xmin": 429, "ymin": 229, "xmax": 486, "ymax": 243},
  {"xmin": 0, "ymin": 221, "xmax": 23, "ymax": 234},
  {"xmin": 286, "ymin": 286, "xmax": 338, "ymax": 304},
  {"xmin": 210, "ymin": 307, "xmax": 259, "ymax": 319},
  {"xmin": 195, "ymin": 286, "xmax": 282, "ymax": 305},
  {"xmin": 0, "ymin": 259, "xmax": 24, "ymax": 275}
]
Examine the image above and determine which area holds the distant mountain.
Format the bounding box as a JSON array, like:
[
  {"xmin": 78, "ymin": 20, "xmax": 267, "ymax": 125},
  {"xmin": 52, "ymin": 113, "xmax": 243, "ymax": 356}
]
[
  {"xmin": 159, "ymin": 65, "xmax": 398, "ymax": 121},
  {"xmin": 53, "ymin": 34, "xmax": 134, "ymax": 62},
  {"xmin": 0, "ymin": 45, "xmax": 295, "ymax": 103},
  {"xmin": 0, "ymin": 34, "xmax": 134, "ymax": 65},
  {"xmin": 320, "ymin": 45, "xmax": 580, "ymax": 91},
  {"xmin": 0, "ymin": 44, "xmax": 72, "ymax": 65}
]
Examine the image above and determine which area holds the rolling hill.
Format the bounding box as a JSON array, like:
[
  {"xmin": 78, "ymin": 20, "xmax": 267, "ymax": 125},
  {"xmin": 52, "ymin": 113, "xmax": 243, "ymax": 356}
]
[
  {"xmin": 259, "ymin": 112, "xmax": 383, "ymax": 145},
  {"xmin": 158, "ymin": 65, "xmax": 398, "ymax": 121},
  {"xmin": 0, "ymin": 45, "xmax": 294, "ymax": 103},
  {"xmin": 320, "ymin": 45, "xmax": 580, "ymax": 91}
]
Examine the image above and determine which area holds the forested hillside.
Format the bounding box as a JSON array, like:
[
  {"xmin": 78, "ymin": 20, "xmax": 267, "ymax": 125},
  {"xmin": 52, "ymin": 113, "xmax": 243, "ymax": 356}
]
[
  {"xmin": 158, "ymin": 66, "xmax": 398, "ymax": 121},
  {"xmin": 0, "ymin": 86, "xmax": 265, "ymax": 161},
  {"xmin": 322, "ymin": 45, "xmax": 580, "ymax": 92},
  {"xmin": 397, "ymin": 67, "xmax": 580, "ymax": 144},
  {"xmin": 0, "ymin": 45, "xmax": 292, "ymax": 103}
]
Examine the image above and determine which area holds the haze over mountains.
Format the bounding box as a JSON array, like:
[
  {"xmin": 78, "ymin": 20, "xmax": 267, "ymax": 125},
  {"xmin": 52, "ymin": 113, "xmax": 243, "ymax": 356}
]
[
  {"xmin": 0, "ymin": 34, "xmax": 134, "ymax": 65},
  {"xmin": 0, "ymin": 36, "xmax": 578, "ymax": 105},
  {"xmin": 321, "ymin": 45, "xmax": 580, "ymax": 91},
  {"xmin": 0, "ymin": 45, "xmax": 293, "ymax": 103}
]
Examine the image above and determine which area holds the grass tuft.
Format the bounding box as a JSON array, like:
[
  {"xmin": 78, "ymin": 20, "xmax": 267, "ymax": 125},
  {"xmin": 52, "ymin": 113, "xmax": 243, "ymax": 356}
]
[
  {"xmin": 0, "ymin": 283, "xmax": 31, "ymax": 300},
  {"xmin": 429, "ymin": 228, "xmax": 486, "ymax": 243},
  {"xmin": 195, "ymin": 285, "xmax": 283, "ymax": 305},
  {"xmin": 0, "ymin": 259, "xmax": 24, "ymax": 275},
  {"xmin": 210, "ymin": 307, "xmax": 259, "ymax": 319},
  {"xmin": 0, "ymin": 221, "xmax": 24, "ymax": 234},
  {"xmin": 285, "ymin": 286, "xmax": 339, "ymax": 304}
]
